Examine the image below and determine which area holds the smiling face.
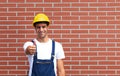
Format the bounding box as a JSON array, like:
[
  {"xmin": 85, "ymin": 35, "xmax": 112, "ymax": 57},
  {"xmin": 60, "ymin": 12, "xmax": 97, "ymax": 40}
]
[{"xmin": 35, "ymin": 23, "xmax": 49, "ymax": 39}]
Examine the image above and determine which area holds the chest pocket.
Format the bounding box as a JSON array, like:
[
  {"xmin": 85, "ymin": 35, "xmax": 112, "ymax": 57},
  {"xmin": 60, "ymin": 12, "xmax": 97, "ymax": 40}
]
[{"xmin": 31, "ymin": 40, "xmax": 55, "ymax": 76}]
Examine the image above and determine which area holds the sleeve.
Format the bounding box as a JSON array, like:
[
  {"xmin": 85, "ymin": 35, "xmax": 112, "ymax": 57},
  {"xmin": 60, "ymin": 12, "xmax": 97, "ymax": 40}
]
[
  {"xmin": 55, "ymin": 42, "xmax": 65, "ymax": 59},
  {"xmin": 23, "ymin": 41, "xmax": 33, "ymax": 53}
]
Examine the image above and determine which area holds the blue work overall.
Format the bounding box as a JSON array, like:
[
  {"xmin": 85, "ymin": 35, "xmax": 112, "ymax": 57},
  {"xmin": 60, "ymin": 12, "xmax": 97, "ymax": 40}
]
[{"xmin": 31, "ymin": 40, "xmax": 55, "ymax": 76}]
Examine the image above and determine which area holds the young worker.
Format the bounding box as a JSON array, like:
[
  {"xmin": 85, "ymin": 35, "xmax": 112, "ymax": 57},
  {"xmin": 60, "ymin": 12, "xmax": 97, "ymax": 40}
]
[{"xmin": 23, "ymin": 13, "xmax": 65, "ymax": 76}]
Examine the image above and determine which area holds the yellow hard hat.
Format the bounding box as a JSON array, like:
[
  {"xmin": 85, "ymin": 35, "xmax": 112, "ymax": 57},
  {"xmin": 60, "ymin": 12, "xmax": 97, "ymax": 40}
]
[{"xmin": 33, "ymin": 13, "xmax": 50, "ymax": 26}]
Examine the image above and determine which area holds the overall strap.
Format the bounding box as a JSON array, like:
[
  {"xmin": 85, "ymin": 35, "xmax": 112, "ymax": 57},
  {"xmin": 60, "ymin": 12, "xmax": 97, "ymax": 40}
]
[
  {"xmin": 51, "ymin": 40, "xmax": 55, "ymax": 61},
  {"xmin": 31, "ymin": 40, "xmax": 37, "ymax": 56},
  {"xmin": 31, "ymin": 40, "xmax": 36, "ymax": 46}
]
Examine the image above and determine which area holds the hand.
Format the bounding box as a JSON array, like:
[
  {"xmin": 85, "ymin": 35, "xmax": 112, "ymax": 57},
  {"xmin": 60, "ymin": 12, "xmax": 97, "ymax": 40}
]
[{"xmin": 26, "ymin": 45, "xmax": 36, "ymax": 55}]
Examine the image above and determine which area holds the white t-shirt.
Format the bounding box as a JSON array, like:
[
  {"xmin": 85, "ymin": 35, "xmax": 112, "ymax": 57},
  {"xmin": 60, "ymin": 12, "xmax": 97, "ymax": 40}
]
[{"xmin": 23, "ymin": 39, "xmax": 65, "ymax": 76}]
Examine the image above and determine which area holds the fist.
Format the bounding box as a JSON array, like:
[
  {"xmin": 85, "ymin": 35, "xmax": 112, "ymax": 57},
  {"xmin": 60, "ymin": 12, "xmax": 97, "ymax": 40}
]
[{"xmin": 26, "ymin": 45, "xmax": 36, "ymax": 55}]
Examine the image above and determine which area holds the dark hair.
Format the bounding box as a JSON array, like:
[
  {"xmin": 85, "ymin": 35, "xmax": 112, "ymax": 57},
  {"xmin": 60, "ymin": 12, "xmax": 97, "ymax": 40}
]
[{"xmin": 33, "ymin": 21, "xmax": 49, "ymax": 27}]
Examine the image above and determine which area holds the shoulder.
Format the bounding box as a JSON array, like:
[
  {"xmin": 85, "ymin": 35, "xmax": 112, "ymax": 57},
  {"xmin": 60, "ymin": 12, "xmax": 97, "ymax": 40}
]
[{"xmin": 54, "ymin": 40, "xmax": 63, "ymax": 47}]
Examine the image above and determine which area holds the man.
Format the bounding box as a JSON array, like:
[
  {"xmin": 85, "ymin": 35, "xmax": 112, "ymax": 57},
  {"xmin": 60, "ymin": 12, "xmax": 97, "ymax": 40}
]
[{"xmin": 23, "ymin": 13, "xmax": 65, "ymax": 76}]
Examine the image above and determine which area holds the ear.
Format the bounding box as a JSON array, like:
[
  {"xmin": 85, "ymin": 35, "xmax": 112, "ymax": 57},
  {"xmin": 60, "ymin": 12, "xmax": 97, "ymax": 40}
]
[{"xmin": 34, "ymin": 27, "xmax": 37, "ymax": 32}]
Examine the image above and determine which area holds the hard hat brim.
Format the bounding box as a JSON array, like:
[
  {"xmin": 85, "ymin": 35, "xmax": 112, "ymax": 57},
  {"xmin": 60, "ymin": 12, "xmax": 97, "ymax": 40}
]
[{"xmin": 33, "ymin": 21, "xmax": 49, "ymax": 27}]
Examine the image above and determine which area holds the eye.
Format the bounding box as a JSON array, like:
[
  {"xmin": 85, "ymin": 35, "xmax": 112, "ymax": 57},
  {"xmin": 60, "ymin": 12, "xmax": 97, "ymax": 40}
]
[
  {"xmin": 36, "ymin": 26, "xmax": 40, "ymax": 29},
  {"xmin": 36, "ymin": 26, "xmax": 46, "ymax": 29},
  {"xmin": 42, "ymin": 26, "xmax": 46, "ymax": 28}
]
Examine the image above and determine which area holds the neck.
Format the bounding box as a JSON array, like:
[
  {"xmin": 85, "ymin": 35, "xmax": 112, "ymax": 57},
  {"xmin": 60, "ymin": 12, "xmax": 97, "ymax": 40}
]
[{"xmin": 37, "ymin": 36, "xmax": 49, "ymax": 43}]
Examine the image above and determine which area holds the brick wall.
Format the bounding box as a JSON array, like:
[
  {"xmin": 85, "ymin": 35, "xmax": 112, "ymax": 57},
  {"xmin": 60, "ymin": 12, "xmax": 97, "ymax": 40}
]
[{"xmin": 0, "ymin": 0, "xmax": 120, "ymax": 76}]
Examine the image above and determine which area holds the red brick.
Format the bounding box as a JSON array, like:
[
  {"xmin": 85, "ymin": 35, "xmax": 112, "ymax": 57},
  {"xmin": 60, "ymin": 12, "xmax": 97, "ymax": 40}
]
[
  {"xmin": 0, "ymin": 44, "xmax": 7, "ymax": 47},
  {"xmin": 18, "ymin": 30, "xmax": 34, "ymax": 34},
  {"xmin": 65, "ymin": 52, "xmax": 79, "ymax": 56},
  {"xmin": 17, "ymin": 4, "xmax": 34, "ymax": 7},
  {"xmin": 89, "ymin": 48, "xmax": 106, "ymax": 51},
  {"xmin": 54, "ymin": 3, "xmax": 70, "ymax": 7},
  {"xmin": 107, "ymin": 12, "xmax": 120, "ymax": 15},
  {"xmin": 0, "ymin": 39, "xmax": 16, "ymax": 43},
  {"xmin": 0, "ymin": 66, "xmax": 16, "ymax": 69},
  {"xmin": 0, "ymin": 17, "xmax": 7, "ymax": 20},
  {"xmin": 72, "ymin": 3, "xmax": 88, "ymax": 7},
  {"xmin": 44, "ymin": 0, "xmax": 60, "ymax": 2},
  {"xmin": 8, "ymin": 17, "xmax": 25, "ymax": 20},
  {"xmin": 8, "ymin": 0, "xmax": 25, "ymax": 2},
  {"xmin": 8, "ymin": 35, "xmax": 25, "ymax": 38},
  {"xmin": 0, "ymin": 62, "xmax": 7, "ymax": 65},
  {"xmin": 62, "ymin": 34, "xmax": 79, "ymax": 38},
  {"xmin": 9, "ymin": 52, "xmax": 25, "ymax": 56},
  {"xmin": 89, "ymin": 21, "xmax": 106, "ymax": 24},
  {"xmin": 72, "ymin": 57, "xmax": 88, "ymax": 60},
  {"xmin": 90, "ymin": 12, "xmax": 106, "ymax": 16},
  {"xmin": 44, "ymin": 8, "xmax": 61, "ymax": 11},
  {"xmin": 0, "ymin": 53, "xmax": 8, "ymax": 56},
  {"xmin": 9, "ymin": 70, "xmax": 26, "ymax": 74},
  {"xmin": 80, "ymin": 52, "xmax": 97, "ymax": 56},
  {"xmin": 72, "ymin": 66, "xmax": 88, "ymax": 69},
  {"xmin": 80, "ymin": 8, "xmax": 97, "ymax": 11},
  {"xmin": 80, "ymin": 16, "xmax": 96, "ymax": 20},
  {"xmin": 99, "ymin": 70, "xmax": 115, "ymax": 74},
  {"xmin": 98, "ymin": 16, "xmax": 115, "ymax": 20},
  {"xmin": 0, "ymin": 0, "xmax": 7, "ymax": 2},
  {"xmin": 0, "ymin": 35, "xmax": 7, "ymax": 38},
  {"xmin": 54, "ymin": 21, "xmax": 70, "ymax": 24},
  {"xmin": 90, "ymin": 57, "xmax": 106, "ymax": 60},
  {"xmin": 71, "ymin": 39, "xmax": 88, "ymax": 43},
  {"xmin": 0, "ymin": 8, "xmax": 7, "ymax": 11},
  {"xmin": 72, "ymin": 12, "xmax": 88, "ymax": 16},
  {"xmin": 0, "ymin": 4, "xmax": 16, "ymax": 7},
  {"xmin": 9, "ymin": 26, "xmax": 25, "ymax": 29},
  {"xmin": 0, "ymin": 0, "xmax": 120, "ymax": 76},
  {"xmin": 80, "ymin": 25, "xmax": 97, "ymax": 29},
  {"xmin": 98, "ymin": 52, "xmax": 115, "ymax": 56},
  {"xmin": 98, "ymin": 34, "xmax": 115, "ymax": 38},
  {"xmin": 98, "ymin": 43, "xmax": 115, "ymax": 47},
  {"xmin": 72, "ymin": 21, "xmax": 88, "ymax": 24},
  {"xmin": 0, "ymin": 57, "xmax": 16, "ymax": 61},
  {"xmin": 80, "ymin": 43, "xmax": 97, "ymax": 47},
  {"xmin": 53, "ymin": 12, "xmax": 70, "ymax": 16},
  {"xmin": 9, "ymin": 61, "xmax": 25, "ymax": 65},
  {"xmin": 0, "ymin": 21, "xmax": 16, "ymax": 25},
  {"xmin": 62, "ymin": 0, "xmax": 79, "ymax": 2},
  {"xmin": 81, "ymin": 61, "xmax": 97, "ymax": 65},
  {"xmin": 62, "ymin": 16, "xmax": 79, "ymax": 20},
  {"xmin": 108, "ymin": 3, "xmax": 120, "ymax": 7},
  {"xmin": 26, "ymin": 8, "xmax": 43, "ymax": 11},
  {"xmin": 90, "ymin": 39, "xmax": 106, "ymax": 42},
  {"xmin": 62, "ymin": 8, "xmax": 79, "ymax": 11},
  {"xmin": 80, "ymin": 34, "xmax": 97, "ymax": 38},
  {"xmin": 90, "ymin": 3, "xmax": 106, "ymax": 7},
  {"xmin": 0, "ymin": 48, "xmax": 16, "ymax": 52},
  {"xmin": 17, "ymin": 65, "xmax": 29, "ymax": 69},
  {"xmin": 90, "ymin": 66, "xmax": 106, "ymax": 69},
  {"xmin": 90, "ymin": 30, "xmax": 107, "ymax": 33},
  {"xmin": 26, "ymin": 0, "xmax": 42, "ymax": 2},
  {"xmin": 63, "ymin": 43, "xmax": 79, "ymax": 47},
  {"xmin": 98, "ymin": 25, "xmax": 115, "ymax": 29},
  {"xmin": 81, "ymin": 70, "xmax": 97, "ymax": 74},
  {"xmin": 9, "ymin": 8, "xmax": 25, "ymax": 11},
  {"xmin": 64, "ymin": 61, "xmax": 79, "ymax": 65},
  {"xmin": 17, "ymin": 12, "xmax": 34, "ymax": 16},
  {"xmin": 98, "ymin": 0, "xmax": 115, "ymax": 2},
  {"xmin": 99, "ymin": 61, "xmax": 115, "ymax": 65},
  {"xmin": 0, "ymin": 70, "xmax": 8, "ymax": 74}
]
